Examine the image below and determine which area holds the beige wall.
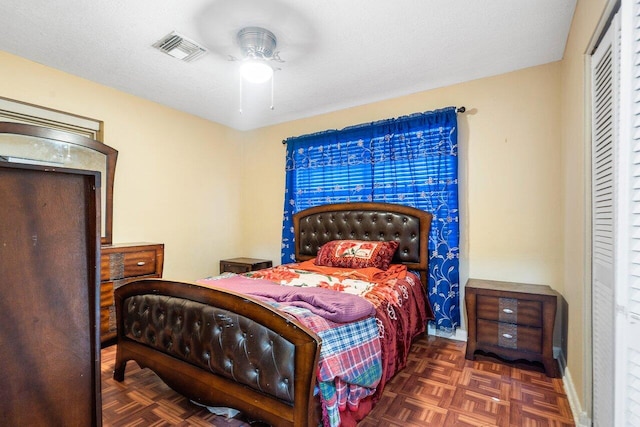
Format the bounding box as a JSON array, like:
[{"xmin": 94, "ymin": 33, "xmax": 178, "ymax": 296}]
[
  {"xmin": 560, "ymin": 0, "xmax": 609, "ymax": 417},
  {"xmin": 0, "ymin": 50, "xmax": 246, "ymax": 281}
]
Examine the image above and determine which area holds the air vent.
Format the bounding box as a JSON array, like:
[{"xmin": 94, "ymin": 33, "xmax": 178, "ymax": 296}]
[{"xmin": 152, "ymin": 31, "xmax": 206, "ymax": 62}]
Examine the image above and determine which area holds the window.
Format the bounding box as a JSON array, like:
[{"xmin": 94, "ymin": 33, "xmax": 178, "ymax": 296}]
[{"xmin": 282, "ymin": 107, "xmax": 461, "ymax": 331}]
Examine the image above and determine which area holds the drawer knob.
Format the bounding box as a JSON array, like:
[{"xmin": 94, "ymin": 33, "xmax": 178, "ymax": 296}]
[
  {"xmin": 502, "ymin": 333, "xmax": 514, "ymax": 339},
  {"xmin": 502, "ymin": 308, "xmax": 514, "ymax": 314},
  {"xmin": 137, "ymin": 261, "xmax": 146, "ymax": 266}
]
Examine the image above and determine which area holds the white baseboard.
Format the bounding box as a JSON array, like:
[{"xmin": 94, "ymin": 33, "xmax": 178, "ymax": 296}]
[{"xmin": 560, "ymin": 356, "xmax": 591, "ymax": 427}]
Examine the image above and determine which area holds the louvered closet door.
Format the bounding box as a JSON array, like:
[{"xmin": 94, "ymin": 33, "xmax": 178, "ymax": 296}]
[
  {"xmin": 591, "ymin": 10, "xmax": 619, "ymax": 427},
  {"xmin": 592, "ymin": 2, "xmax": 640, "ymax": 425},
  {"xmin": 615, "ymin": 0, "xmax": 640, "ymax": 424}
]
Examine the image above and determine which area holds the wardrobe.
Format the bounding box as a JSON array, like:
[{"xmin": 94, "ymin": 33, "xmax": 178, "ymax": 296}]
[{"xmin": 0, "ymin": 162, "xmax": 101, "ymax": 425}]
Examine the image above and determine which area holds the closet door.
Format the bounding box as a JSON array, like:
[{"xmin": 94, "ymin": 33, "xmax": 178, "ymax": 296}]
[
  {"xmin": 592, "ymin": 2, "xmax": 640, "ymax": 425},
  {"xmin": 591, "ymin": 11, "xmax": 619, "ymax": 427},
  {"xmin": 615, "ymin": 0, "xmax": 640, "ymax": 424}
]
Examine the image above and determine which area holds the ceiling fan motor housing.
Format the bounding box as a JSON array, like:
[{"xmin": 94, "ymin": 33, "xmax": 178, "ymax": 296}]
[{"xmin": 237, "ymin": 27, "xmax": 277, "ymax": 60}]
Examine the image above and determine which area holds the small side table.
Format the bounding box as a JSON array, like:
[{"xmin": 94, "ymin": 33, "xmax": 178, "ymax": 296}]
[
  {"xmin": 220, "ymin": 257, "xmax": 272, "ymax": 274},
  {"xmin": 465, "ymin": 278, "xmax": 559, "ymax": 377}
]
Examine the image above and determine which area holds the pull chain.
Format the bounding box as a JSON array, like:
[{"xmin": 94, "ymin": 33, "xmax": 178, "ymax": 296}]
[
  {"xmin": 270, "ymin": 72, "xmax": 275, "ymax": 110},
  {"xmin": 239, "ymin": 75, "xmax": 243, "ymax": 114}
]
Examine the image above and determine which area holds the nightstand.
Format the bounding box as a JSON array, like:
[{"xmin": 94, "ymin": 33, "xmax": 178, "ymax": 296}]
[
  {"xmin": 220, "ymin": 257, "xmax": 272, "ymax": 274},
  {"xmin": 465, "ymin": 278, "xmax": 559, "ymax": 377}
]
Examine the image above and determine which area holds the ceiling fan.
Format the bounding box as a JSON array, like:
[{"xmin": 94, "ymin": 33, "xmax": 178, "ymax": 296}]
[{"xmin": 229, "ymin": 26, "xmax": 284, "ymax": 84}]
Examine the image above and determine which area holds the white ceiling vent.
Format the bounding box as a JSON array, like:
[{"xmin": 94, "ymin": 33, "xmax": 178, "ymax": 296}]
[{"xmin": 152, "ymin": 31, "xmax": 206, "ymax": 62}]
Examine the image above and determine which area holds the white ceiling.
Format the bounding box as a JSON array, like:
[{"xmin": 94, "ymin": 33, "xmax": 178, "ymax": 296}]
[{"xmin": 0, "ymin": 0, "xmax": 576, "ymax": 131}]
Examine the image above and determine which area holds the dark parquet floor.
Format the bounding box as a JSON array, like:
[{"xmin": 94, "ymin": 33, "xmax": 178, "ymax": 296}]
[{"xmin": 101, "ymin": 335, "xmax": 575, "ymax": 426}]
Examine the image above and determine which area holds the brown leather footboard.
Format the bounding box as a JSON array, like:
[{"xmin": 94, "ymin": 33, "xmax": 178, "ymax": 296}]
[{"xmin": 113, "ymin": 279, "xmax": 321, "ymax": 427}]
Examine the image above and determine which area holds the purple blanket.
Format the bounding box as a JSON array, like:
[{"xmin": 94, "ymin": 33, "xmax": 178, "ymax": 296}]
[{"xmin": 196, "ymin": 275, "xmax": 375, "ymax": 323}]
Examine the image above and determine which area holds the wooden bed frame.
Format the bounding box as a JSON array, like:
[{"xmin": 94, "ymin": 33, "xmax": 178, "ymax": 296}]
[{"xmin": 113, "ymin": 202, "xmax": 433, "ymax": 426}]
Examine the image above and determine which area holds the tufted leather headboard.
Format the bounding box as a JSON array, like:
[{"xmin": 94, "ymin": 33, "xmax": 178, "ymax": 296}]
[{"xmin": 293, "ymin": 202, "xmax": 433, "ymax": 287}]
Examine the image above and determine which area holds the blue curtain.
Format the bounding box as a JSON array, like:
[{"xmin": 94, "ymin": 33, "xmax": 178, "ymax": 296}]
[{"xmin": 281, "ymin": 106, "xmax": 460, "ymax": 332}]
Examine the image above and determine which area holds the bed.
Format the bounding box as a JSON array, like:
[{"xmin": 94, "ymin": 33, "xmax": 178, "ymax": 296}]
[{"xmin": 113, "ymin": 202, "xmax": 433, "ymax": 426}]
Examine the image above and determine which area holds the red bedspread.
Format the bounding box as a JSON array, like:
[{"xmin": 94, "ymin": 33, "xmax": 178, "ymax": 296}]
[
  {"xmin": 197, "ymin": 260, "xmax": 432, "ymax": 426},
  {"xmin": 246, "ymin": 261, "xmax": 433, "ymax": 412}
]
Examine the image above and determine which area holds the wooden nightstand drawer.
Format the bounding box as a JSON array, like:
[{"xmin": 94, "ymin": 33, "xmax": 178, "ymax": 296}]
[
  {"xmin": 476, "ymin": 295, "xmax": 542, "ymax": 327},
  {"xmin": 476, "ymin": 319, "xmax": 542, "ymax": 353},
  {"xmin": 220, "ymin": 258, "xmax": 272, "ymax": 274}
]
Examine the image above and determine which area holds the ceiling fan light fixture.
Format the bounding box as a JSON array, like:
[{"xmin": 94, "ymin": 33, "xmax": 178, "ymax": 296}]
[
  {"xmin": 234, "ymin": 26, "xmax": 282, "ymax": 111},
  {"xmin": 240, "ymin": 60, "xmax": 274, "ymax": 83}
]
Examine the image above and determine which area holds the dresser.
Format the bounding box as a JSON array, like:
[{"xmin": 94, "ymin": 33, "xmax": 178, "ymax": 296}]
[
  {"xmin": 100, "ymin": 242, "xmax": 164, "ymax": 344},
  {"xmin": 465, "ymin": 278, "xmax": 559, "ymax": 377},
  {"xmin": 220, "ymin": 257, "xmax": 272, "ymax": 274}
]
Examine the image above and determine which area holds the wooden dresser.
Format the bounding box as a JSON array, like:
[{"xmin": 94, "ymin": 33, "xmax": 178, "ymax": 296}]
[
  {"xmin": 465, "ymin": 278, "xmax": 559, "ymax": 377},
  {"xmin": 100, "ymin": 242, "xmax": 164, "ymax": 344}
]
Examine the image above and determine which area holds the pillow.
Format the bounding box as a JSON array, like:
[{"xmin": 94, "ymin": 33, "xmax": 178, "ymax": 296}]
[{"xmin": 315, "ymin": 239, "xmax": 399, "ymax": 270}]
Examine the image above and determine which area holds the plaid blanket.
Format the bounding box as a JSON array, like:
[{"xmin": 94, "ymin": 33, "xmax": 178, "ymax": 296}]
[{"xmin": 273, "ymin": 304, "xmax": 381, "ymax": 427}]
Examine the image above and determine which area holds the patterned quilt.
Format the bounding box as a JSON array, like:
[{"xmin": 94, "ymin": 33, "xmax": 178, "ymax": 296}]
[{"xmin": 197, "ymin": 260, "xmax": 432, "ymax": 427}]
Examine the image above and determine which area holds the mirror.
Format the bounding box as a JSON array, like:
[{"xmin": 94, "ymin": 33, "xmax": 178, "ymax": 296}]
[{"xmin": 0, "ymin": 122, "xmax": 117, "ymax": 244}]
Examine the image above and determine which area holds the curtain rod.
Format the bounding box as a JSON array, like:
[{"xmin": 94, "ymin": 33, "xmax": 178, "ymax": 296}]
[{"xmin": 281, "ymin": 106, "xmax": 466, "ymax": 144}]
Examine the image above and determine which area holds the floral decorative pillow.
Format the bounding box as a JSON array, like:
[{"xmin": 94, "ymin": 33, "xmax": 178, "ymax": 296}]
[{"xmin": 314, "ymin": 239, "xmax": 399, "ymax": 270}]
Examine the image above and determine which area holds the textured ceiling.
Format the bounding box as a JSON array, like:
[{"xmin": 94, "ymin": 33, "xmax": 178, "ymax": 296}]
[{"xmin": 0, "ymin": 0, "xmax": 576, "ymax": 131}]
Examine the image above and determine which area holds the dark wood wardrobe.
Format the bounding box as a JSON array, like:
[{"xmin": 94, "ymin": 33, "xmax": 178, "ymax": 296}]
[{"xmin": 0, "ymin": 162, "xmax": 102, "ymax": 425}]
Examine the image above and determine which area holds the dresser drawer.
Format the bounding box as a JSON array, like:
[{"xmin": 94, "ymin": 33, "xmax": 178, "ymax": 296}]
[
  {"xmin": 100, "ymin": 307, "xmax": 112, "ymax": 337},
  {"xmin": 100, "ymin": 281, "xmax": 114, "ymax": 308},
  {"xmin": 476, "ymin": 295, "xmax": 542, "ymax": 327},
  {"xmin": 476, "ymin": 319, "xmax": 542, "ymax": 354},
  {"xmin": 100, "ymin": 249, "xmax": 158, "ymax": 281}
]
